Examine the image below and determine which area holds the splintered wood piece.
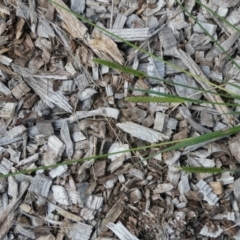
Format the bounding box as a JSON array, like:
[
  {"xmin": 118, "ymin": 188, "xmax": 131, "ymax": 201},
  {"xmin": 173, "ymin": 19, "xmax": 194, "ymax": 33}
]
[
  {"xmin": 112, "ymin": 13, "xmax": 127, "ymax": 29},
  {"xmin": 147, "ymin": 57, "xmax": 165, "ymax": 84},
  {"xmin": 209, "ymin": 182, "xmax": 223, "ymax": 195},
  {"xmin": 0, "ymin": 82, "xmax": 11, "ymax": 95},
  {"xmin": 176, "ymin": 49, "xmax": 234, "ymax": 125},
  {"xmin": 99, "ymin": 199, "xmax": 123, "ymax": 232},
  {"xmin": 200, "ymin": 222, "xmax": 223, "ymax": 238},
  {"xmin": 153, "ymin": 112, "xmax": 167, "ymax": 132},
  {"xmin": 229, "ymin": 133, "xmax": 240, "ymax": 163},
  {"xmin": 61, "ymin": 222, "xmax": 92, "ymax": 240},
  {"xmin": 8, "ymin": 176, "xmax": 18, "ymax": 198},
  {"xmin": 174, "ymin": 74, "xmax": 202, "ymax": 106},
  {"xmin": 69, "ymin": 107, "xmax": 119, "ymax": 122},
  {"xmin": 16, "ymin": 153, "xmax": 39, "ymax": 167},
  {"xmin": 52, "ymin": 0, "xmax": 88, "ymax": 39},
  {"xmin": 0, "ymin": 212, "xmax": 16, "ymax": 240},
  {"xmin": 196, "ymin": 180, "xmax": 219, "ymax": 205},
  {"xmin": 128, "ymin": 168, "xmax": 144, "ymax": 180},
  {"xmin": 48, "ymin": 201, "xmax": 83, "ymax": 222},
  {"xmin": 7, "ymin": 125, "xmax": 27, "ymax": 138},
  {"xmin": 144, "ymin": 0, "xmax": 165, "ymax": 16},
  {"xmin": 117, "ymin": 121, "xmax": 169, "ymax": 143},
  {"xmin": 60, "ymin": 121, "xmax": 73, "ymax": 159},
  {"xmin": 72, "ymin": 131, "xmax": 86, "ymax": 142},
  {"xmin": 29, "ymin": 174, "xmax": 52, "ymax": 197},
  {"xmin": 25, "ymin": 77, "xmax": 72, "ymax": 112},
  {"xmin": 52, "ymin": 185, "xmax": 70, "ymax": 205},
  {"xmin": 108, "ymin": 142, "xmax": 130, "ymax": 161},
  {"xmin": 36, "ymin": 121, "xmax": 54, "ymax": 136},
  {"xmin": 129, "ymin": 189, "xmax": 142, "ymax": 203},
  {"xmin": 153, "ymin": 183, "xmax": 174, "ymax": 194},
  {"xmin": 193, "ymin": 22, "xmax": 217, "ymax": 36},
  {"xmin": 80, "ymin": 208, "xmax": 95, "ymax": 220},
  {"xmin": 71, "ymin": 0, "xmax": 85, "ymax": 14},
  {"xmin": 107, "ymin": 221, "xmax": 139, "ymax": 240},
  {"xmin": 200, "ymin": 111, "xmax": 214, "ymax": 128},
  {"xmin": 0, "ymin": 157, "xmax": 12, "ymax": 174},
  {"xmin": 15, "ymin": 225, "xmax": 35, "ymax": 239},
  {"xmin": 86, "ymin": 195, "xmax": 104, "ymax": 210},
  {"xmin": 49, "ymin": 165, "xmax": 68, "ymax": 179},
  {"xmin": 37, "ymin": 16, "xmax": 55, "ymax": 38},
  {"xmin": 0, "ymin": 103, "xmax": 16, "ymax": 119},
  {"xmin": 0, "ymin": 181, "xmax": 29, "ymax": 227},
  {"xmin": 89, "ymin": 27, "xmax": 124, "ymax": 64},
  {"xmin": 105, "ymin": 28, "xmax": 152, "ymax": 42},
  {"xmin": 48, "ymin": 135, "xmax": 65, "ymax": 156}
]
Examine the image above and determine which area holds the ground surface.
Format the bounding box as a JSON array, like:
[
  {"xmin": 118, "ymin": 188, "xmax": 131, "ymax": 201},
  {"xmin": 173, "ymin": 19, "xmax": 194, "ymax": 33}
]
[{"xmin": 1, "ymin": 0, "xmax": 240, "ymax": 239}]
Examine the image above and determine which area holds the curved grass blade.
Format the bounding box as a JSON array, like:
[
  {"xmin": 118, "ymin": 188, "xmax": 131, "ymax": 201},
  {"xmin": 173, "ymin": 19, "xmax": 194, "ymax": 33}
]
[
  {"xmin": 93, "ymin": 58, "xmax": 145, "ymax": 77},
  {"xmin": 179, "ymin": 166, "xmax": 227, "ymax": 174},
  {"xmin": 127, "ymin": 89, "xmax": 240, "ymax": 108},
  {"xmin": 136, "ymin": 125, "xmax": 240, "ymax": 163}
]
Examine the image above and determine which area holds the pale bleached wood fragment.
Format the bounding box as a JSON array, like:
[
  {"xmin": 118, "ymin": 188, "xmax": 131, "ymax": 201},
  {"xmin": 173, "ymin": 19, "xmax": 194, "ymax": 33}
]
[
  {"xmin": 29, "ymin": 174, "xmax": 52, "ymax": 197},
  {"xmin": 15, "ymin": 225, "xmax": 35, "ymax": 239},
  {"xmin": 86, "ymin": 195, "xmax": 104, "ymax": 210},
  {"xmin": 80, "ymin": 208, "xmax": 95, "ymax": 220},
  {"xmin": 106, "ymin": 28, "xmax": 152, "ymax": 42},
  {"xmin": 117, "ymin": 121, "xmax": 169, "ymax": 143},
  {"xmin": 72, "ymin": 131, "xmax": 86, "ymax": 142},
  {"xmin": 78, "ymin": 88, "xmax": 97, "ymax": 101},
  {"xmin": 108, "ymin": 142, "xmax": 130, "ymax": 161},
  {"xmin": 193, "ymin": 22, "xmax": 217, "ymax": 36},
  {"xmin": 153, "ymin": 183, "xmax": 174, "ymax": 194},
  {"xmin": 0, "ymin": 82, "xmax": 11, "ymax": 95},
  {"xmin": 129, "ymin": 189, "xmax": 142, "ymax": 203},
  {"xmin": 112, "ymin": 13, "xmax": 127, "ymax": 29},
  {"xmin": 153, "ymin": 112, "xmax": 167, "ymax": 132},
  {"xmin": 71, "ymin": 0, "xmax": 85, "ymax": 14},
  {"xmin": 48, "ymin": 201, "xmax": 83, "ymax": 221},
  {"xmin": 26, "ymin": 77, "xmax": 72, "ymax": 112},
  {"xmin": 0, "ymin": 212, "xmax": 16, "ymax": 239},
  {"xmin": 144, "ymin": 0, "xmax": 165, "ymax": 16},
  {"xmin": 60, "ymin": 121, "xmax": 73, "ymax": 159},
  {"xmin": 0, "ymin": 181, "xmax": 29, "ymax": 227},
  {"xmin": 52, "ymin": 185, "xmax": 70, "ymax": 205},
  {"xmin": 0, "ymin": 103, "xmax": 16, "ymax": 119},
  {"xmin": 99, "ymin": 199, "xmax": 123, "ymax": 232},
  {"xmin": 8, "ymin": 176, "xmax": 18, "ymax": 198},
  {"xmin": 0, "ymin": 55, "xmax": 12, "ymax": 66},
  {"xmin": 174, "ymin": 74, "xmax": 202, "ymax": 106},
  {"xmin": 61, "ymin": 222, "xmax": 92, "ymax": 240},
  {"xmin": 107, "ymin": 221, "xmax": 139, "ymax": 240},
  {"xmin": 11, "ymin": 82, "xmax": 31, "ymax": 99},
  {"xmin": 52, "ymin": 0, "xmax": 88, "ymax": 39},
  {"xmin": 49, "ymin": 165, "xmax": 68, "ymax": 179},
  {"xmin": 126, "ymin": 14, "xmax": 145, "ymax": 28},
  {"xmin": 7, "ymin": 125, "xmax": 27, "ymax": 139},
  {"xmin": 128, "ymin": 168, "xmax": 144, "ymax": 180},
  {"xmin": 89, "ymin": 27, "xmax": 124, "ymax": 64},
  {"xmin": 196, "ymin": 180, "xmax": 219, "ymax": 205},
  {"xmin": 48, "ymin": 135, "xmax": 65, "ymax": 156},
  {"xmin": 200, "ymin": 223, "xmax": 223, "ymax": 238}
]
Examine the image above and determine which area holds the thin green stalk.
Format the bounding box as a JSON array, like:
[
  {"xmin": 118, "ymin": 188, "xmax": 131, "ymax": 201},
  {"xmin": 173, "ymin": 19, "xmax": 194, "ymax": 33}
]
[{"xmin": 127, "ymin": 89, "xmax": 240, "ymax": 108}]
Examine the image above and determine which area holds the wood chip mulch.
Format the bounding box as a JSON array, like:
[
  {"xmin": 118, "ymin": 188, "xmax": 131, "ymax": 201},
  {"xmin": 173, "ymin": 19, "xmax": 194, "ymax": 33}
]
[{"xmin": 0, "ymin": 0, "xmax": 240, "ymax": 239}]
